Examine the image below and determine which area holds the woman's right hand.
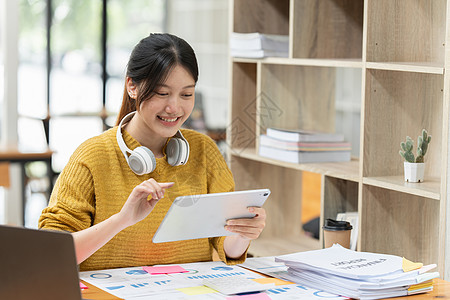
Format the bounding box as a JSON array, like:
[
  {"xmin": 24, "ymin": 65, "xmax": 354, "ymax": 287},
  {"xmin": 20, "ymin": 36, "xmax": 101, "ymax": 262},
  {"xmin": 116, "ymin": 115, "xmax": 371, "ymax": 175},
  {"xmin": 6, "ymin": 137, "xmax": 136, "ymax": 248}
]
[{"xmin": 118, "ymin": 179, "xmax": 174, "ymax": 228}]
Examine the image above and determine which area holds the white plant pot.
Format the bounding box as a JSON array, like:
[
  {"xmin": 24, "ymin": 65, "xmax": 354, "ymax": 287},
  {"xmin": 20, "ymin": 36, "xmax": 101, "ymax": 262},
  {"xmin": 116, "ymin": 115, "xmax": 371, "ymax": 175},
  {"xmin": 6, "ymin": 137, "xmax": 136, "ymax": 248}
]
[{"xmin": 404, "ymin": 162, "xmax": 425, "ymax": 183}]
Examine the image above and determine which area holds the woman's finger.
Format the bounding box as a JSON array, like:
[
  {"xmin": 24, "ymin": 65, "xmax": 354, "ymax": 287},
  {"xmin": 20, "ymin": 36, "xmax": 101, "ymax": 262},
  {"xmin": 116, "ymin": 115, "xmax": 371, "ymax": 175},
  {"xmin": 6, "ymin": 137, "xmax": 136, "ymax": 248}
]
[
  {"xmin": 248, "ymin": 207, "xmax": 266, "ymax": 218},
  {"xmin": 225, "ymin": 226, "xmax": 261, "ymax": 239},
  {"xmin": 142, "ymin": 180, "xmax": 174, "ymax": 200},
  {"xmin": 226, "ymin": 219, "xmax": 262, "ymax": 228}
]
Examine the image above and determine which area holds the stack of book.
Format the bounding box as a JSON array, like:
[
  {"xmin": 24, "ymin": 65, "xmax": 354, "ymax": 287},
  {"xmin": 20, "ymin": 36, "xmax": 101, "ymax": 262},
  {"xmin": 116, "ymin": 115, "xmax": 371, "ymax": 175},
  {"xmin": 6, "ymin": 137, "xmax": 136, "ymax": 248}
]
[
  {"xmin": 258, "ymin": 127, "xmax": 351, "ymax": 163},
  {"xmin": 230, "ymin": 32, "xmax": 289, "ymax": 58},
  {"xmin": 275, "ymin": 244, "xmax": 439, "ymax": 300}
]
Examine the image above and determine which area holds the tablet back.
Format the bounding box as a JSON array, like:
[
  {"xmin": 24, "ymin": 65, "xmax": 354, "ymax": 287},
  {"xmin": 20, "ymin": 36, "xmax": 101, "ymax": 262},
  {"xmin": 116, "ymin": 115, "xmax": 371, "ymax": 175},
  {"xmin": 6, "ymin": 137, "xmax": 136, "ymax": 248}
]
[
  {"xmin": 152, "ymin": 189, "xmax": 270, "ymax": 243},
  {"xmin": 0, "ymin": 225, "xmax": 82, "ymax": 300}
]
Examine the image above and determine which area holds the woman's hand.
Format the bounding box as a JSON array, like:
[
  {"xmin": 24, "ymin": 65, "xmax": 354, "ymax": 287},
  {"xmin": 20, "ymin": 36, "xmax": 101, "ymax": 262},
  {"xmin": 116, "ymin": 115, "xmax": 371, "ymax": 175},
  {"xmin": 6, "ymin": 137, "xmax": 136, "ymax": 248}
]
[
  {"xmin": 223, "ymin": 207, "xmax": 266, "ymax": 259},
  {"xmin": 72, "ymin": 179, "xmax": 173, "ymax": 264},
  {"xmin": 225, "ymin": 207, "xmax": 266, "ymax": 240},
  {"xmin": 118, "ymin": 179, "xmax": 174, "ymax": 228}
]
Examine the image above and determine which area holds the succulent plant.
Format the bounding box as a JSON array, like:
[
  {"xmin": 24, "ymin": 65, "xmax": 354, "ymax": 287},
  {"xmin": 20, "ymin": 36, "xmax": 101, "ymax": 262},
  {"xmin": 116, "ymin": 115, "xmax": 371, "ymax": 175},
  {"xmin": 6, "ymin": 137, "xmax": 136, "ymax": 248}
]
[{"xmin": 399, "ymin": 129, "xmax": 431, "ymax": 163}]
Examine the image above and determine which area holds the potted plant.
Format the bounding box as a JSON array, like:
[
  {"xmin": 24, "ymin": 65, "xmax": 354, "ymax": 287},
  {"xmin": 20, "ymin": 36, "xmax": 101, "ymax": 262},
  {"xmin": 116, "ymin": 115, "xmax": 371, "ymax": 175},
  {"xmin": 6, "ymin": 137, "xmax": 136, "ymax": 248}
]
[{"xmin": 399, "ymin": 129, "xmax": 431, "ymax": 182}]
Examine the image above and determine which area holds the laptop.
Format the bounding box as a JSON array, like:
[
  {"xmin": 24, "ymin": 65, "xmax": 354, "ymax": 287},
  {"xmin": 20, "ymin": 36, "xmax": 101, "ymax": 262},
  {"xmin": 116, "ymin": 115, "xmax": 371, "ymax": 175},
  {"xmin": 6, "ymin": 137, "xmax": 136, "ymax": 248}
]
[{"xmin": 0, "ymin": 225, "xmax": 82, "ymax": 300}]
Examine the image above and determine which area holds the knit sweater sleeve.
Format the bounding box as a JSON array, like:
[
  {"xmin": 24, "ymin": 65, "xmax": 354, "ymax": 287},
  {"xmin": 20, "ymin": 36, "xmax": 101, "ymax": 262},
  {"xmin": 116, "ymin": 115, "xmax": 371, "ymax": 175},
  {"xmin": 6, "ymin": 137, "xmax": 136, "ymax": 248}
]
[
  {"xmin": 201, "ymin": 135, "xmax": 249, "ymax": 265},
  {"xmin": 38, "ymin": 140, "xmax": 96, "ymax": 232}
]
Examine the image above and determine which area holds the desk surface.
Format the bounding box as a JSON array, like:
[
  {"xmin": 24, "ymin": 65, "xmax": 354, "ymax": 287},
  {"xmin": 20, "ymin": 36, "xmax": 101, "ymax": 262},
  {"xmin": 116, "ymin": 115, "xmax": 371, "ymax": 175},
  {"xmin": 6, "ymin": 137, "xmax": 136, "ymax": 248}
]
[{"xmin": 81, "ymin": 278, "xmax": 450, "ymax": 300}]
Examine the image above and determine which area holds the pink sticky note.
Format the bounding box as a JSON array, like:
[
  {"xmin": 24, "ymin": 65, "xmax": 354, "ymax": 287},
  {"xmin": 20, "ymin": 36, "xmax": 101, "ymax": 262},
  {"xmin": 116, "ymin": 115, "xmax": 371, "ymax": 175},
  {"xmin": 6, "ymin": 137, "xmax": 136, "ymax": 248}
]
[
  {"xmin": 226, "ymin": 293, "xmax": 271, "ymax": 300},
  {"xmin": 80, "ymin": 282, "xmax": 88, "ymax": 290},
  {"xmin": 143, "ymin": 265, "xmax": 188, "ymax": 275}
]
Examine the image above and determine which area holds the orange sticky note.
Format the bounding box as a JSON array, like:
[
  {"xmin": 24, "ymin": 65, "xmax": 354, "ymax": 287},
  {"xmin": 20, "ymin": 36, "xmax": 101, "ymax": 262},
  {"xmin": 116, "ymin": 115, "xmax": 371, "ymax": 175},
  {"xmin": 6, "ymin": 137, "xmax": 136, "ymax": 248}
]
[
  {"xmin": 143, "ymin": 265, "xmax": 188, "ymax": 274},
  {"xmin": 252, "ymin": 277, "xmax": 293, "ymax": 286}
]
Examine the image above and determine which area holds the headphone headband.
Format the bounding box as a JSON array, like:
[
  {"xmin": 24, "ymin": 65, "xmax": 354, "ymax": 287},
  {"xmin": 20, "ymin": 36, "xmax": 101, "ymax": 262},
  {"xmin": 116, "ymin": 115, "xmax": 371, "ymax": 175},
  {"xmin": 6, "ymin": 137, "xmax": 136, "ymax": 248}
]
[{"xmin": 116, "ymin": 111, "xmax": 136, "ymax": 159}]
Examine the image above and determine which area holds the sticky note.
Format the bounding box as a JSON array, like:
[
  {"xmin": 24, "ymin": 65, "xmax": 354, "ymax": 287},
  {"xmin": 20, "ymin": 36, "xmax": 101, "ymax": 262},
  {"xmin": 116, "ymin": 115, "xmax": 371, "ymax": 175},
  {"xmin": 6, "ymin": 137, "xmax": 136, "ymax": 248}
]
[
  {"xmin": 143, "ymin": 265, "xmax": 188, "ymax": 274},
  {"xmin": 402, "ymin": 257, "xmax": 423, "ymax": 272},
  {"xmin": 79, "ymin": 282, "xmax": 88, "ymax": 290},
  {"xmin": 177, "ymin": 286, "xmax": 216, "ymax": 295},
  {"xmin": 252, "ymin": 277, "xmax": 293, "ymax": 286},
  {"xmin": 226, "ymin": 292, "xmax": 271, "ymax": 300}
]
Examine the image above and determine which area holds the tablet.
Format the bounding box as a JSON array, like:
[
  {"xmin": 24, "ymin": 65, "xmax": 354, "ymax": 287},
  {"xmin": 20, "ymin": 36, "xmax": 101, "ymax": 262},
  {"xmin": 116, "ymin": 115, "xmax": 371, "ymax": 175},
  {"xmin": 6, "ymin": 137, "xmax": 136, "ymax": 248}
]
[{"xmin": 152, "ymin": 189, "xmax": 271, "ymax": 243}]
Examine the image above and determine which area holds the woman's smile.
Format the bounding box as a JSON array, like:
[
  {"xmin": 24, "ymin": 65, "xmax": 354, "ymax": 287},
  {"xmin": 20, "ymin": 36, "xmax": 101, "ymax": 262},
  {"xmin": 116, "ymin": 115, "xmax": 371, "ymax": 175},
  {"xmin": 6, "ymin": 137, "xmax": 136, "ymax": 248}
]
[{"xmin": 157, "ymin": 115, "xmax": 181, "ymax": 126}]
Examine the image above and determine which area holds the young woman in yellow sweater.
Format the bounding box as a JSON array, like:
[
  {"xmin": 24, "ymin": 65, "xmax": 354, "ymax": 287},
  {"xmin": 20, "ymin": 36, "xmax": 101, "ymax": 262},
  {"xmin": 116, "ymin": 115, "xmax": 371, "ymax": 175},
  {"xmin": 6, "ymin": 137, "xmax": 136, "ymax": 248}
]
[{"xmin": 38, "ymin": 33, "xmax": 266, "ymax": 271}]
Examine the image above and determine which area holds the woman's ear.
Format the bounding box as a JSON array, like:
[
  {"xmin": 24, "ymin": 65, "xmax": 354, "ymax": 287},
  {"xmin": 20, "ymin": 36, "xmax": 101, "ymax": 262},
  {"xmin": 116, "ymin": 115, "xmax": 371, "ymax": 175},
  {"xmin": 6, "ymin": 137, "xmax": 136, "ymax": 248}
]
[{"xmin": 126, "ymin": 77, "xmax": 138, "ymax": 99}]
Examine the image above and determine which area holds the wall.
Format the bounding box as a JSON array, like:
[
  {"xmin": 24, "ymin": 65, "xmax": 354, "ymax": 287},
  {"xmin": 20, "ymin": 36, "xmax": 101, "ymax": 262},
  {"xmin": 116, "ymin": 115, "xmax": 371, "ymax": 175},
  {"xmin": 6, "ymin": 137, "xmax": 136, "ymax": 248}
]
[
  {"xmin": 166, "ymin": 0, "xmax": 229, "ymax": 130},
  {"xmin": 0, "ymin": 0, "xmax": 22, "ymax": 226}
]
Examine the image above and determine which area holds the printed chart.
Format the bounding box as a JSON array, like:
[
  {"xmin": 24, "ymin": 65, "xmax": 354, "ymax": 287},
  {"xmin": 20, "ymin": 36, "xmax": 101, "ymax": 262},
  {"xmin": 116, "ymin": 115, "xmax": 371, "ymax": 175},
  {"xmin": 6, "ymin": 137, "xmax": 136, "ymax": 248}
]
[
  {"xmin": 80, "ymin": 260, "xmax": 348, "ymax": 299},
  {"xmin": 80, "ymin": 261, "xmax": 264, "ymax": 299}
]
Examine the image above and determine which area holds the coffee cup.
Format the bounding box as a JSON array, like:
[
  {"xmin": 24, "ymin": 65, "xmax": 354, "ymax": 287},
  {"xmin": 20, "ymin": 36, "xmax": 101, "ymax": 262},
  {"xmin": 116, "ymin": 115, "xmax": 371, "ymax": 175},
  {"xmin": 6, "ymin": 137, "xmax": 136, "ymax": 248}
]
[{"xmin": 323, "ymin": 218, "xmax": 353, "ymax": 249}]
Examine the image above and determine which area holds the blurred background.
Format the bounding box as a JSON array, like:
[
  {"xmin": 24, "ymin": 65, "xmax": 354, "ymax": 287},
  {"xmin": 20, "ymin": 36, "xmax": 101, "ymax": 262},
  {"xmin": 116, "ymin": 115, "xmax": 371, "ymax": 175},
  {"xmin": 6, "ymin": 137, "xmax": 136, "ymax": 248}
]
[
  {"xmin": 0, "ymin": 0, "xmax": 231, "ymax": 227},
  {"xmin": 0, "ymin": 0, "xmax": 359, "ymax": 234}
]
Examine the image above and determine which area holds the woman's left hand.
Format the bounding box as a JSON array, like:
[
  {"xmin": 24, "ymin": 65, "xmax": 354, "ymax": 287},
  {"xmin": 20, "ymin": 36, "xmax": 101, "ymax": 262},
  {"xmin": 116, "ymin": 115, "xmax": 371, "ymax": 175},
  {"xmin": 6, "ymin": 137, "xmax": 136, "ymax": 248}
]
[{"xmin": 225, "ymin": 207, "xmax": 266, "ymax": 240}]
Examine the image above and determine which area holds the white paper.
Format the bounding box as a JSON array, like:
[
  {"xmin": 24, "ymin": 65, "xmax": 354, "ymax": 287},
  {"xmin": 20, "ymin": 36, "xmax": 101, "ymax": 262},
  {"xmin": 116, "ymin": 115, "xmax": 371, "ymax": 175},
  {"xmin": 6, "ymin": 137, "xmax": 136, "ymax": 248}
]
[
  {"xmin": 238, "ymin": 256, "xmax": 289, "ymax": 279},
  {"xmin": 274, "ymin": 245, "xmax": 439, "ymax": 300},
  {"xmin": 276, "ymin": 244, "xmax": 404, "ymax": 279}
]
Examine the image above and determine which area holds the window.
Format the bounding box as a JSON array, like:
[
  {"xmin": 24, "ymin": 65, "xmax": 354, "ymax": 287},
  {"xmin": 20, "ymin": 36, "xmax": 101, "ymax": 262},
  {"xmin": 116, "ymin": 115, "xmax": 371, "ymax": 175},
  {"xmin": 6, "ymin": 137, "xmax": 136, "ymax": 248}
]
[
  {"xmin": 15, "ymin": 0, "xmax": 166, "ymax": 226},
  {"xmin": 18, "ymin": 0, "xmax": 167, "ymax": 172}
]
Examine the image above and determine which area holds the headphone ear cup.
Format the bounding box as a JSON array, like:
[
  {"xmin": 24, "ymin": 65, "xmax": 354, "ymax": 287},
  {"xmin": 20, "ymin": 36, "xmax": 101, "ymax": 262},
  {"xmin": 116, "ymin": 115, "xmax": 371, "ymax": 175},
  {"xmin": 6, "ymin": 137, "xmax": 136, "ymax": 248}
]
[
  {"xmin": 167, "ymin": 138, "xmax": 189, "ymax": 166},
  {"xmin": 129, "ymin": 146, "xmax": 156, "ymax": 175}
]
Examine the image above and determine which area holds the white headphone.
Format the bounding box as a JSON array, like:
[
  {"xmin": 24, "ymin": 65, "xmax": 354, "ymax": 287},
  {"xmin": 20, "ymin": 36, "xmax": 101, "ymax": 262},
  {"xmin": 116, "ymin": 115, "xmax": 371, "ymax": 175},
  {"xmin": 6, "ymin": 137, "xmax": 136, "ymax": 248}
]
[{"xmin": 116, "ymin": 111, "xmax": 190, "ymax": 175}]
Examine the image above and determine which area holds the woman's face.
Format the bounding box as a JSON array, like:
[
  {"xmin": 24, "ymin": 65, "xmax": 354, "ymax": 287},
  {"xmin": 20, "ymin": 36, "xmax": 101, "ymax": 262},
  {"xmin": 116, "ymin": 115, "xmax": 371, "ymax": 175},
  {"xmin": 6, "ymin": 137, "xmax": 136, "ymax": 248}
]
[{"xmin": 136, "ymin": 65, "xmax": 196, "ymax": 139}]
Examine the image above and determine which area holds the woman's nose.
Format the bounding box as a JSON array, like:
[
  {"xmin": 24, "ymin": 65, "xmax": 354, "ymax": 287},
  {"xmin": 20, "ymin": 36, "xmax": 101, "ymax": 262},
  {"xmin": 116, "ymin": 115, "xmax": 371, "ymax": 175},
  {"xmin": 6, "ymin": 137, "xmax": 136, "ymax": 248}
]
[{"xmin": 165, "ymin": 96, "xmax": 179, "ymax": 113}]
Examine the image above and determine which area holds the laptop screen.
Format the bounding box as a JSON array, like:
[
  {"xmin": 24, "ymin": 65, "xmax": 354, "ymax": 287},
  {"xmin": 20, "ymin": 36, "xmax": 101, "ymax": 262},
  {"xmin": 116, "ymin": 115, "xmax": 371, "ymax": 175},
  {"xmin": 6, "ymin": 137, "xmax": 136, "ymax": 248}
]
[{"xmin": 0, "ymin": 225, "xmax": 82, "ymax": 300}]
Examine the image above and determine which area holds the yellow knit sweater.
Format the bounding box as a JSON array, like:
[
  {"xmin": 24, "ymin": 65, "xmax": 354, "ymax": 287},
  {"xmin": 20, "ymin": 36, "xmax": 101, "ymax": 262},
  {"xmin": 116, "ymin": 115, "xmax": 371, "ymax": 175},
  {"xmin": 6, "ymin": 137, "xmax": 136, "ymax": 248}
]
[{"xmin": 39, "ymin": 127, "xmax": 244, "ymax": 271}]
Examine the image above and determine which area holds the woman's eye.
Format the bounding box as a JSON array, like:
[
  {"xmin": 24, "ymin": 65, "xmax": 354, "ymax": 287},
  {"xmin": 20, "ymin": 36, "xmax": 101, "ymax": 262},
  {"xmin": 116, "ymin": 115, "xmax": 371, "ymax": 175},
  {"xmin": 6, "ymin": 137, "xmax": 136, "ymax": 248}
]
[
  {"xmin": 156, "ymin": 92, "xmax": 168, "ymax": 96},
  {"xmin": 183, "ymin": 94, "xmax": 193, "ymax": 97}
]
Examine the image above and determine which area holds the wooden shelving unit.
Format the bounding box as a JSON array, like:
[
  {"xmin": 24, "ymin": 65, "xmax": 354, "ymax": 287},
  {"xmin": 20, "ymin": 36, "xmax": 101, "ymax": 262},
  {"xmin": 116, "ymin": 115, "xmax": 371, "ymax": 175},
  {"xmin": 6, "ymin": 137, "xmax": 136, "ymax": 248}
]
[{"xmin": 228, "ymin": 0, "xmax": 450, "ymax": 277}]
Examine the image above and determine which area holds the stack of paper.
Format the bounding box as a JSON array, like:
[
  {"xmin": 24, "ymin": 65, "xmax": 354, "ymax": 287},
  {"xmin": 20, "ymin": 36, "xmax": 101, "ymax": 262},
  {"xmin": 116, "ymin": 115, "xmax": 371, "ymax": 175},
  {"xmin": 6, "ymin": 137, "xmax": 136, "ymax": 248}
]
[
  {"xmin": 258, "ymin": 128, "xmax": 351, "ymax": 163},
  {"xmin": 230, "ymin": 32, "xmax": 289, "ymax": 58},
  {"xmin": 275, "ymin": 244, "xmax": 439, "ymax": 300}
]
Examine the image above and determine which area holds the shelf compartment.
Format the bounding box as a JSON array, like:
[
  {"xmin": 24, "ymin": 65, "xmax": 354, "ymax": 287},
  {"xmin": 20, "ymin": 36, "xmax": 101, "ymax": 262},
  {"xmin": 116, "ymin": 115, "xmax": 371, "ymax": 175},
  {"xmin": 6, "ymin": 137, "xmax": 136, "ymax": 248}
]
[
  {"xmin": 363, "ymin": 176, "xmax": 440, "ymax": 200},
  {"xmin": 366, "ymin": 62, "xmax": 444, "ymax": 75},
  {"xmin": 360, "ymin": 185, "xmax": 440, "ymax": 266},
  {"xmin": 232, "ymin": 0, "xmax": 289, "ymax": 35},
  {"xmin": 363, "ymin": 69, "xmax": 444, "ymax": 180},
  {"xmin": 230, "ymin": 155, "xmax": 304, "ymax": 238},
  {"xmin": 228, "ymin": 62, "xmax": 258, "ymax": 151},
  {"xmin": 366, "ymin": 0, "xmax": 446, "ymax": 64},
  {"xmin": 291, "ymin": 0, "xmax": 363, "ymax": 59},
  {"xmin": 260, "ymin": 64, "xmax": 336, "ymax": 133},
  {"xmin": 231, "ymin": 148, "xmax": 359, "ymax": 182},
  {"xmin": 259, "ymin": 64, "xmax": 361, "ymax": 157},
  {"xmin": 321, "ymin": 176, "xmax": 359, "ymax": 246}
]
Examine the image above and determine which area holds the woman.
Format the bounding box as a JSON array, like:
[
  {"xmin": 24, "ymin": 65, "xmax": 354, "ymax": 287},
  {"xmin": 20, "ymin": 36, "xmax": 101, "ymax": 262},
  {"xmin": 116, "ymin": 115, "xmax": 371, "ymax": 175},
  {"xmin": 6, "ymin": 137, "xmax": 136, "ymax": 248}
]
[{"xmin": 39, "ymin": 33, "xmax": 266, "ymax": 271}]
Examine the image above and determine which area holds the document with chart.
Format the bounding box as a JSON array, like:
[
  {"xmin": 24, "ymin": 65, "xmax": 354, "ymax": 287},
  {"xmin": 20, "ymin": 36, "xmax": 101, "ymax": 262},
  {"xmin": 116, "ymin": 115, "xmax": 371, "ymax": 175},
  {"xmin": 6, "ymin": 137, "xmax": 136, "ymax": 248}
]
[{"xmin": 79, "ymin": 260, "xmax": 349, "ymax": 299}]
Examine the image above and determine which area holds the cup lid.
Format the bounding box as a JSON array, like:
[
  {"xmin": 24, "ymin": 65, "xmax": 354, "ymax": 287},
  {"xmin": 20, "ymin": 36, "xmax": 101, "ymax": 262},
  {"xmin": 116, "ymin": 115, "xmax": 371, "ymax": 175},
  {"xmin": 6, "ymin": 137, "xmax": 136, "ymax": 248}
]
[{"xmin": 323, "ymin": 218, "xmax": 353, "ymax": 231}]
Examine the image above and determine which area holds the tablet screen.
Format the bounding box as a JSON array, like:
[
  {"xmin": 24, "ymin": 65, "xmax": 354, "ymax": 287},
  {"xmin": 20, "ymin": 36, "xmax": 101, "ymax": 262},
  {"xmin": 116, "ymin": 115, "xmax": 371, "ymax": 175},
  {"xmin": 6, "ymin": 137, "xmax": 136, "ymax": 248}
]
[{"xmin": 152, "ymin": 189, "xmax": 270, "ymax": 243}]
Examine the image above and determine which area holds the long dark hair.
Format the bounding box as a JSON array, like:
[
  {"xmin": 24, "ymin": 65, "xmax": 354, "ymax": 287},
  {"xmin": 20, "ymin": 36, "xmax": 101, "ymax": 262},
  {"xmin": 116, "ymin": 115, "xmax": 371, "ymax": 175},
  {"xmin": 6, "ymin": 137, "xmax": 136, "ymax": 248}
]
[{"xmin": 115, "ymin": 33, "xmax": 199, "ymax": 125}]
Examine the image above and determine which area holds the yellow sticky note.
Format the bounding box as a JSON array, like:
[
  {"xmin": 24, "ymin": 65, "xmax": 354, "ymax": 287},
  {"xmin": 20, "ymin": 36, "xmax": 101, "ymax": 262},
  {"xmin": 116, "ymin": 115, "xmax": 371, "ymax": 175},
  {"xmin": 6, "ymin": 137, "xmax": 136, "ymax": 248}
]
[
  {"xmin": 177, "ymin": 286, "xmax": 217, "ymax": 295},
  {"xmin": 408, "ymin": 280, "xmax": 433, "ymax": 291},
  {"xmin": 402, "ymin": 257, "xmax": 423, "ymax": 272},
  {"xmin": 252, "ymin": 278, "xmax": 294, "ymax": 286}
]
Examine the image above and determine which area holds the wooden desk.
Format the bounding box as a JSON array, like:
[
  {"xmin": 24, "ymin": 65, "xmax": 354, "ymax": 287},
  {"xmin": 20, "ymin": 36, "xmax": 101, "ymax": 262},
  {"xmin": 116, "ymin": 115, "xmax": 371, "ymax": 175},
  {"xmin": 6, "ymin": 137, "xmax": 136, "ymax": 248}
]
[
  {"xmin": 80, "ymin": 278, "xmax": 450, "ymax": 300},
  {"xmin": 0, "ymin": 145, "xmax": 53, "ymax": 224},
  {"xmin": 0, "ymin": 145, "xmax": 53, "ymax": 161}
]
